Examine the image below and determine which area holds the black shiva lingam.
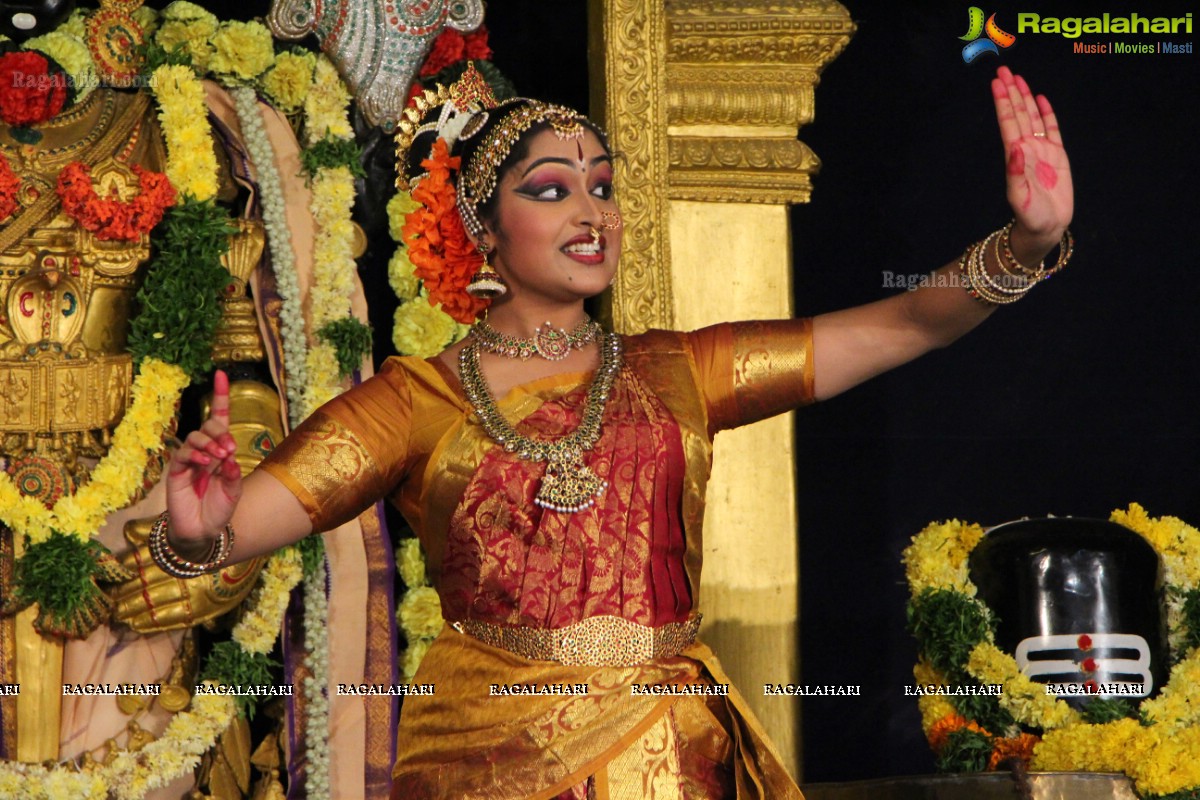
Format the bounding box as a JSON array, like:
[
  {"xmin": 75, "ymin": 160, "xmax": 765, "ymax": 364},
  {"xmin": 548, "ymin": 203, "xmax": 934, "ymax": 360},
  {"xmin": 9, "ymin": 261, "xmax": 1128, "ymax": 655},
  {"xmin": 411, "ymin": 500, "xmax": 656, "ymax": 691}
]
[{"xmin": 969, "ymin": 517, "xmax": 1166, "ymax": 710}]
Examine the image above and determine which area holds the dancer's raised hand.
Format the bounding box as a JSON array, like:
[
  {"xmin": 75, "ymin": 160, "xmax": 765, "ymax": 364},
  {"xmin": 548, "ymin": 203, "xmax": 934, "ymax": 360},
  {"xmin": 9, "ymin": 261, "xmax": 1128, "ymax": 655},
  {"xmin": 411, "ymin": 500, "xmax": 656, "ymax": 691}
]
[
  {"xmin": 165, "ymin": 370, "xmax": 243, "ymax": 554},
  {"xmin": 992, "ymin": 66, "xmax": 1073, "ymax": 254}
]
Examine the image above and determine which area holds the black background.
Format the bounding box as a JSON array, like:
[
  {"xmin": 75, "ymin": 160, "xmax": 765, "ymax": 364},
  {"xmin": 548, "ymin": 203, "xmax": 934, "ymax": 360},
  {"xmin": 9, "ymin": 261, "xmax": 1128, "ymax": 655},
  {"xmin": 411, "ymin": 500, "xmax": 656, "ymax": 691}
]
[
  {"xmin": 176, "ymin": 0, "xmax": 1200, "ymax": 783},
  {"xmin": 789, "ymin": 0, "xmax": 1200, "ymax": 782}
]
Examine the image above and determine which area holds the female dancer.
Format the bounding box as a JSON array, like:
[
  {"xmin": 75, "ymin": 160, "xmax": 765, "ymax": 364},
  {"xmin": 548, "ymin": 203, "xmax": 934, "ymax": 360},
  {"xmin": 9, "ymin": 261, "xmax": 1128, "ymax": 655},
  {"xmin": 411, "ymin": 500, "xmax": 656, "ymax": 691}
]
[{"xmin": 159, "ymin": 65, "xmax": 1072, "ymax": 798}]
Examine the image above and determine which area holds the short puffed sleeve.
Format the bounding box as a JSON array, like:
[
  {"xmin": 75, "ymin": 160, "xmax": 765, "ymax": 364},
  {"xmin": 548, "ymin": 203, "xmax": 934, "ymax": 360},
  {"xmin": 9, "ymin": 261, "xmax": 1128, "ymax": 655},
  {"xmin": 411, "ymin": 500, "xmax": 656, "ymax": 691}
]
[
  {"xmin": 685, "ymin": 319, "xmax": 815, "ymax": 435},
  {"xmin": 258, "ymin": 359, "xmax": 413, "ymax": 532}
]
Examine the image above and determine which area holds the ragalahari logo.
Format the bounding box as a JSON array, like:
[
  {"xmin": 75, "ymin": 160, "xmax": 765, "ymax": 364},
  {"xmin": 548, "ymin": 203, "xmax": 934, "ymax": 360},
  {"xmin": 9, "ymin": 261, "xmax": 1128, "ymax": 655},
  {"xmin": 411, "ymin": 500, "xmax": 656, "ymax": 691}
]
[{"xmin": 960, "ymin": 7, "xmax": 1016, "ymax": 63}]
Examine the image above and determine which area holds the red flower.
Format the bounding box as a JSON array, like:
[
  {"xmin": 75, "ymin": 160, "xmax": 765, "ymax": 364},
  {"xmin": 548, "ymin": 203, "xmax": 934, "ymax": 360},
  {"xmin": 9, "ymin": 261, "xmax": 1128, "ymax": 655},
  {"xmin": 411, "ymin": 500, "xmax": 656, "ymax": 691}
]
[
  {"xmin": 463, "ymin": 28, "xmax": 492, "ymax": 61},
  {"xmin": 1080, "ymin": 657, "xmax": 1097, "ymax": 674},
  {"xmin": 1077, "ymin": 634, "xmax": 1092, "ymax": 651},
  {"xmin": 0, "ymin": 51, "xmax": 68, "ymax": 127},
  {"xmin": 420, "ymin": 27, "xmax": 492, "ymax": 77},
  {"xmin": 0, "ymin": 153, "xmax": 18, "ymax": 222},
  {"xmin": 1083, "ymin": 679, "xmax": 1099, "ymax": 694},
  {"xmin": 56, "ymin": 161, "xmax": 177, "ymax": 242},
  {"xmin": 405, "ymin": 82, "xmax": 425, "ymax": 109}
]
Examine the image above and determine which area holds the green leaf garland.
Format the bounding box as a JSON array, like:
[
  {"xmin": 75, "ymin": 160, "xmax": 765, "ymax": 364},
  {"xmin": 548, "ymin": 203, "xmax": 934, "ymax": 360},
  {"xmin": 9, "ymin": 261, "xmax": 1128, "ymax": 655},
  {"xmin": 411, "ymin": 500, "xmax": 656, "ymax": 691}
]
[
  {"xmin": 317, "ymin": 317, "xmax": 373, "ymax": 379},
  {"xmin": 127, "ymin": 199, "xmax": 234, "ymax": 381}
]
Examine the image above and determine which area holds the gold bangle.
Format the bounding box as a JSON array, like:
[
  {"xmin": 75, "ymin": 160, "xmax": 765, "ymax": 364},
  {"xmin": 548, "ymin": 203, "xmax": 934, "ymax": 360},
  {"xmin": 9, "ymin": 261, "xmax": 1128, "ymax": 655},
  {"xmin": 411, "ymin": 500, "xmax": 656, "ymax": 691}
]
[
  {"xmin": 997, "ymin": 221, "xmax": 1046, "ymax": 279},
  {"xmin": 1000, "ymin": 220, "xmax": 1075, "ymax": 279},
  {"xmin": 148, "ymin": 511, "xmax": 235, "ymax": 579},
  {"xmin": 1043, "ymin": 227, "xmax": 1074, "ymax": 277},
  {"xmin": 961, "ymin": 232, "xmax": 1033, "ymax": 306}
]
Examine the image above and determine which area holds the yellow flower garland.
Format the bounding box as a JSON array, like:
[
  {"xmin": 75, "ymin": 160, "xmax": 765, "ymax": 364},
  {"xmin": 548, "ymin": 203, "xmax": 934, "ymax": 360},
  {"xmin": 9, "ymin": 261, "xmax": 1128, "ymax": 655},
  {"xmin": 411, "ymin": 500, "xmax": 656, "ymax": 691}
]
[
  {"xmin": 24, "ymin": 30, "xmax": 97, "ymax": 105},
  {"xmin": 151, "ymin": 64, "xmax": 219, "ymax": 202},
  {"xmin": 232, "ymin": 547, "xmax": 304, "ymax": 655},
  {"xmin": 154, "ymin": 1, "xmax": 217, "ymax": 73},
  {"xmin": 904, "ymin": 505, "xmax": 1200, "ymax": 796},
  {"xmin": 298, "ymin": 56, "xmax": 360, "ymax": 420},
  {"xmin": 207, "ymin": 20, "xmax": 275, "ymax": 82},
  {"xmin": 303, "ymin": 57, "xmax": 353, "ymax": 140},
  {"xmin": 260, "ymin": 51, "xmax": 316, "ymax": 113},
  {"xmin": 395, "ymin": 539, "xmax": 444, "ymax": 683}
]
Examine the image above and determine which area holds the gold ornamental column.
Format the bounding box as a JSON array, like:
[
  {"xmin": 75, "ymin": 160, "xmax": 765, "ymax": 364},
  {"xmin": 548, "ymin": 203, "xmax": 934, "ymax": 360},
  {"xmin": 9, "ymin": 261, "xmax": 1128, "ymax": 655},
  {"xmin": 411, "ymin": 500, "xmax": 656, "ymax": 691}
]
[{"xmin": 590, "ymin": 0, "xmax": 854, "ymax": 778}]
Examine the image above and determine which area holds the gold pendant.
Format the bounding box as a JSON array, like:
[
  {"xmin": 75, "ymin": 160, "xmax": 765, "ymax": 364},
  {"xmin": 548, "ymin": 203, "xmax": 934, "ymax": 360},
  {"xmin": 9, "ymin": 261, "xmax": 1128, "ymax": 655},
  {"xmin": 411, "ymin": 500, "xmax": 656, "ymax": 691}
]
[
  {"xmin": 532, "ymin": 322, "xmax": 573, "ymax": 360},
  {"xmin": 535, "ymin": 452, "xmax": 607, "ymax": 513}
]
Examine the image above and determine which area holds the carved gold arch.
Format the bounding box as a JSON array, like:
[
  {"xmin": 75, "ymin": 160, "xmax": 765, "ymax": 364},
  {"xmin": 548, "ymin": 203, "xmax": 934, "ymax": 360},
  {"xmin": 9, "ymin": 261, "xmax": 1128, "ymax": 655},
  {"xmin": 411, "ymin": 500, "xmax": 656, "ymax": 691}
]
[{"xmin": 589, "ymin": 0, "xmax": 855, "ymax": 779}]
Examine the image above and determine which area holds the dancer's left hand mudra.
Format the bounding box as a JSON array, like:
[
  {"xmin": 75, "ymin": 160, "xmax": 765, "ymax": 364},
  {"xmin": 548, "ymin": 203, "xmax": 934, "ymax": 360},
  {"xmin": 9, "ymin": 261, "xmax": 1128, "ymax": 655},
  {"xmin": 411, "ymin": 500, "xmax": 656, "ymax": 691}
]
[{"xmin": 993, "ymin": 66, "xmax": 1073, "ymax": 259}]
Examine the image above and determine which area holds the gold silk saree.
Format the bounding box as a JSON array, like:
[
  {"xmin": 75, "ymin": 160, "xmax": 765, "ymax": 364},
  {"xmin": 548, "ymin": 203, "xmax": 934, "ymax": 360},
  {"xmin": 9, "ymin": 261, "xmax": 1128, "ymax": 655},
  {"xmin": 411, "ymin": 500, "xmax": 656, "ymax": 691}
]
[{"xmin": 261, "ymin": 321, "xmax": 814, "ymax": 799}]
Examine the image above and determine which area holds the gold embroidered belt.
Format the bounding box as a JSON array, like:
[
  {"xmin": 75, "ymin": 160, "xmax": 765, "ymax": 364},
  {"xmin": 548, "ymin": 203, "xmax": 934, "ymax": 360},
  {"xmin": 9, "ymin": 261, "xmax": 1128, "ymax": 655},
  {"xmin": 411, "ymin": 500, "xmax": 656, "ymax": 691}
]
[{"xmin": 450, "ymin": 614, "xmax": 702, "ymax": 667}]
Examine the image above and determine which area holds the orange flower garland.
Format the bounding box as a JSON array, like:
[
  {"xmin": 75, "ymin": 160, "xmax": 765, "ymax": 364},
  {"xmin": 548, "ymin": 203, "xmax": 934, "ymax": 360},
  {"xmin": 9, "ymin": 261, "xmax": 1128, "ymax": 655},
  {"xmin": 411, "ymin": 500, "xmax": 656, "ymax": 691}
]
[
  {"xmin": 924, "ymin": 711, "xmax": 1041, "ymax": 771},
  {"xmin": 926, "ymin": 713, "xmax": 990, "ymax": 752},
  {"xmin": 401, "ymin": 138, "xmax": 489, "ymax": 324},
  {"xmin": 988, "ymin": 732, "xmax": 1040, "ymax": 770},
  {"xmin": 0, "ymin": 153, "xmax": 18, "ymax": 221},
  {"xmin": 56, "ymin": 160, "xmax": 177, "ymax": 241}
]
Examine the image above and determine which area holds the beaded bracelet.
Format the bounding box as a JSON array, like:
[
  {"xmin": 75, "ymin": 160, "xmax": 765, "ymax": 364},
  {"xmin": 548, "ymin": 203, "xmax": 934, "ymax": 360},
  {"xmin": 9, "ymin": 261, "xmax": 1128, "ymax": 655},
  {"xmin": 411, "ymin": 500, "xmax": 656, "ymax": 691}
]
[
  {"xmin": 960, "ymin": 223, "xmax": 1074, "ymax": 306},
  {"xmin": 999, "ymin": 220, "xmax": 1074, "ymax": 279},
  {"xmin": 962, "ymin": 234, "xmax": 1031, "ymax": 305},
  {"xmin": 148, "ymin": 511, "xmax": 235, "ymax": 579}
]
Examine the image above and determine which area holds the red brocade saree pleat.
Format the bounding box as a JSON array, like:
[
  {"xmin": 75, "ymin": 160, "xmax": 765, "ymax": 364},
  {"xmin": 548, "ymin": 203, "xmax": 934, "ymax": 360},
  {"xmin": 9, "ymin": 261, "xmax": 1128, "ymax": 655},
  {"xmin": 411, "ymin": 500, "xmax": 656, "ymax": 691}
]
[{"xmin": 439, "ymin": 367, "xmax": 693, "ymax": 628}]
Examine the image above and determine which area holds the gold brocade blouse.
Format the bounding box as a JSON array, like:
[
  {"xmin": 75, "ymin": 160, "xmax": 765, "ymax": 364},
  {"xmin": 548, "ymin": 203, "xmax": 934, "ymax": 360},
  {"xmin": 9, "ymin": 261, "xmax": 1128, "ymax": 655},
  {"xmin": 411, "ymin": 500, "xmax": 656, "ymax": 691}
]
[{"xmin": 261, "ymin": 321, "xmax": 814, "ymax": 603}]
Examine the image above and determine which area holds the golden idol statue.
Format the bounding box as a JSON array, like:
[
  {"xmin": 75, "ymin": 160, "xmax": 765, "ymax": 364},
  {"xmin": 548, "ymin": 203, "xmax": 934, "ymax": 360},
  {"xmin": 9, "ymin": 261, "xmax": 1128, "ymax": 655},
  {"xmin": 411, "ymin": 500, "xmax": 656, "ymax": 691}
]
[{"xmin": 0, "ymin": 3, "xmax": 292, "ymax": 797}]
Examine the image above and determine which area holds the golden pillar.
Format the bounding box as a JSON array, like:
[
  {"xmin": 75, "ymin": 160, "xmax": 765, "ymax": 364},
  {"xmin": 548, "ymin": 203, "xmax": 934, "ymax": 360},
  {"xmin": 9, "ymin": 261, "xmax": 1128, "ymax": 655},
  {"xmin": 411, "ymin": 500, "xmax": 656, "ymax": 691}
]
[{"xmin": 591, "ymin": 0, "xmax": 854, "ymax": 778}]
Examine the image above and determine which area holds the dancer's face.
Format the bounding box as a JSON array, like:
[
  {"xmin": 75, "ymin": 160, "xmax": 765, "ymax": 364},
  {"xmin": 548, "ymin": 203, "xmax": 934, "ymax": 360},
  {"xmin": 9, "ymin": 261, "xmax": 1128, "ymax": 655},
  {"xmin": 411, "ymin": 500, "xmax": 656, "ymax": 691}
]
[{"xmin": 484, "ymin": 128, "xmax": 621, "ymax": 306}]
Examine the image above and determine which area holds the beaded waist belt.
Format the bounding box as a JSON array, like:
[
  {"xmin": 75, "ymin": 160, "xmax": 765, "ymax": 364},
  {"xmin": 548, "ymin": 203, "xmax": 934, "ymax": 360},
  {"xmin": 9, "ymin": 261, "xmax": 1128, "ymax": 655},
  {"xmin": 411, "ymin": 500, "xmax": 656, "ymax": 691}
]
[{"xmin": 450, "ymin": 614, "xmax": 702, "ymax": 667}]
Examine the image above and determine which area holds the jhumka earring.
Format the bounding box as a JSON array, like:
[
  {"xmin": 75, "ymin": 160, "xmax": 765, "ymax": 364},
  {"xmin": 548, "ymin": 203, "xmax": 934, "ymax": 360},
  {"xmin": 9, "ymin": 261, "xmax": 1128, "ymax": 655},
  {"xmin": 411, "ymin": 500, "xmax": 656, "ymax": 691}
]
[{"xmin": 466, "ymin": 243, "xmax": 507, "ymax": 298}]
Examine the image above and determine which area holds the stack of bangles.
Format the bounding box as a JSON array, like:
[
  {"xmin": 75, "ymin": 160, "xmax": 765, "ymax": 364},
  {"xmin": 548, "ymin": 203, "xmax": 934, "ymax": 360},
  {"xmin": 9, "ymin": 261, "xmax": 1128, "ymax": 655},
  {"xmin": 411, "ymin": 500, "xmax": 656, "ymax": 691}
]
[
  {"xmin": 959, "ymin": 220, "xmax": 1074, "ymax": 305},
  {"xmin": 148, "ymin": 510, "xmax": 235, "ymax": 578}
]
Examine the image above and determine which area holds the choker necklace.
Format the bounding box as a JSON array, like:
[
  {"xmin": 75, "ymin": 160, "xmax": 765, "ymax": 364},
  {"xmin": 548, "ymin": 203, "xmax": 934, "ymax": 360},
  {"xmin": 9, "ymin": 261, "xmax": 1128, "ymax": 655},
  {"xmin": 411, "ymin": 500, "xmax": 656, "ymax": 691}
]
[
  {"xmin": 470, "ymin": 317, "xmax": 603, "ymax": 361},
  {"xmin": 459, "ymin": 332, "xmax": 623, "ymax": 513}
]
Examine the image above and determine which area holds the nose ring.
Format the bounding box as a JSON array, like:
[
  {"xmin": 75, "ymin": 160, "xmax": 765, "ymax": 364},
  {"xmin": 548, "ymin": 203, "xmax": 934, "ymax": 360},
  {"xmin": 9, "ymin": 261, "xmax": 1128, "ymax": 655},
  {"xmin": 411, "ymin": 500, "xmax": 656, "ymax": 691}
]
[
  {"xmin": 600, "ymin": 211, "xmax": 622, "ymax": 231},
  {"xmin": 588, "ymin": 226, "xmax": 601, "ymax": 244}
]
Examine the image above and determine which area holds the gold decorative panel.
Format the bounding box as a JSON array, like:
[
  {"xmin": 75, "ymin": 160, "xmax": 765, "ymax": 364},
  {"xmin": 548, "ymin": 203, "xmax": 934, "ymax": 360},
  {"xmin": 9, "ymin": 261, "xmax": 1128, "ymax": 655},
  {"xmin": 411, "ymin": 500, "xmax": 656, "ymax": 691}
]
[
  {"xmin": 665, "ymin": 0, "xmax": 855, "ymax": 205},
  {"xmin": 588, "ymin": 0, "xmax": 675, "ymax": 334}
]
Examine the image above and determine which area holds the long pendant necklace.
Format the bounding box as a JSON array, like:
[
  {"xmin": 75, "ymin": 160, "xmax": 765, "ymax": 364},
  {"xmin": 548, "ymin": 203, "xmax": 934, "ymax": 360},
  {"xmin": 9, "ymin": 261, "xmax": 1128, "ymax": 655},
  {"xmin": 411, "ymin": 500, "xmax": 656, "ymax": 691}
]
[
  {"xmin": 470, "ymin": 316, "xmax": 603, "ymax": 361},
  {"xmin": 459, "ymin": 332, "xmax": 623, "ymax": 512}
]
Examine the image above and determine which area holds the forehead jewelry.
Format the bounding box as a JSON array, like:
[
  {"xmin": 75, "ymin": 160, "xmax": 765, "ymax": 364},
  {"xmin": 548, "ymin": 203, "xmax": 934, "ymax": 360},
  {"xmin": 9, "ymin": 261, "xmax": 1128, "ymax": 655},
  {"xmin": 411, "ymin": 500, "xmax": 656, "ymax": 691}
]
[
  {"xmin": 457, "ymin": 101, "xmax": 590, "ymax": 213},
  {"xmin": 546, "ymin": 109, "xmax": 585, "ymax": 141}
]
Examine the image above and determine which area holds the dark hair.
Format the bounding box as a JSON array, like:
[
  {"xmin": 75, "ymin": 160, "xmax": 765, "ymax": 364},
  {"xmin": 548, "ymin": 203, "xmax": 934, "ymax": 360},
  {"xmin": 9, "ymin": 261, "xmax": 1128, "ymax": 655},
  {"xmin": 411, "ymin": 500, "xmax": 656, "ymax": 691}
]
[{"xmin": 401, "ymin": 99, "xmax": 611, "ymax": 225}]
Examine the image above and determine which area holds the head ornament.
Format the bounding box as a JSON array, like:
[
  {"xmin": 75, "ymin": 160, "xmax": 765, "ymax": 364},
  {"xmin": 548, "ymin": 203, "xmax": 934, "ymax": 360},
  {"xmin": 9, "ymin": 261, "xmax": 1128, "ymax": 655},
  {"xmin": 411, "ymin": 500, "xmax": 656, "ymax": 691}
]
[
  {"xmin": 393, "ymin": 62, "xmax": 498, "ymax": 192},
  {"xmin": 390, "ymin": 67, "xmax": 596, "ymax": 317}
]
